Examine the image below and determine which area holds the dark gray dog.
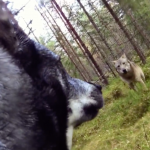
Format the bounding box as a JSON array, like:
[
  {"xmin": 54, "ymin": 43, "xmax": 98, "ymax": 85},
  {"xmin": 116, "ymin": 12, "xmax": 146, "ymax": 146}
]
[{"xmin": 0, "ymin": 4, "xmax": 104, "ymax": 150}]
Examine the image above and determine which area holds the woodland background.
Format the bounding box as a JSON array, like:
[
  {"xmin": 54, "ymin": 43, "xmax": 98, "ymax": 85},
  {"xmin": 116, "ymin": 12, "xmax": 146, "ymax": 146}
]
[
  {"xmin": 6, "ymin": 0, "xmax": 150, "ymax": 85},
  {"xmin": 4, "ymin": 0, "xmax": 150, "ymax": 149}
]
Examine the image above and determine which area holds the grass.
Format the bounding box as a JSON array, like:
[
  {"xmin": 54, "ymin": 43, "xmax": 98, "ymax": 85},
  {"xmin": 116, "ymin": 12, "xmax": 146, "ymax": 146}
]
[{"xmin": 72, "ymin": 55, "xmax": 150, "ymax": 150}]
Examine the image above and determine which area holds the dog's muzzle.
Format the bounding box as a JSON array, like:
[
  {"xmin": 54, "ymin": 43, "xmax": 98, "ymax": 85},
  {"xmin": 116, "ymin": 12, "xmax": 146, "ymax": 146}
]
[
  {"xmin": 88, "ymin": 82, "xmax": 103, "ymax": 108},
  {"xmin": 123, "ymin": 69, "xmax": 127, "ymax": 74}
]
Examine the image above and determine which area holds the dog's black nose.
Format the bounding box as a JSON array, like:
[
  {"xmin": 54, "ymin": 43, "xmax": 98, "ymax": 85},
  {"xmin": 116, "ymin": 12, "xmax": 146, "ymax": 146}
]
[
  {"xmin": 88, "ymin": 82, "xmax": 102, "ymax": 93},
  {"xmin": 94, "ymin": 84, "xmax": 102, "ymax": 93},
  {"xmin": 123, "ymin": 69, "xmax": 127, "ymax": 74}
]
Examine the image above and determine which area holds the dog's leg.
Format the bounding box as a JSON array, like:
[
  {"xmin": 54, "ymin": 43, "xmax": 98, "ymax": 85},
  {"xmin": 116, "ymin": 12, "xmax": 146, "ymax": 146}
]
[
  {"xmin": 141, "ymin": 72, "xmax": 145, "ymax": 81},
  {"xmin": 129, "ymin": 82, "xmax": 137, "ymax": 91},
  {"xmin": 138, "ymin": 79, "xmax": 148, "ymax": 91}
]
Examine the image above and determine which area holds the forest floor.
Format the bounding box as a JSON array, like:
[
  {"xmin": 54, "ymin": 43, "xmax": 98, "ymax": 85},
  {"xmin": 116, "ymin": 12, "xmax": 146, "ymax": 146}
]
[{"xmin": 72, "ymin": 54, "xmax": 150, "ymax": 150}]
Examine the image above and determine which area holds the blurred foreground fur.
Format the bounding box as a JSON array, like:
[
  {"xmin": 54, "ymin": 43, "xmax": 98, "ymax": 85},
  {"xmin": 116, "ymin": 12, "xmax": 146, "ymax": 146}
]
[
  {"xmin": 0, "ymin": 1, "xmax": 103, "ymax": 150},
  {"xmin": 112, "ymin": 54, "xmax": 147, "ymax": 91}
]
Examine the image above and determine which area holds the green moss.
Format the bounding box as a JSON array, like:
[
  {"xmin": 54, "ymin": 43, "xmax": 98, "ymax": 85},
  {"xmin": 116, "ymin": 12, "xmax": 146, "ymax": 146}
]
[{"xmin": 72, "ymin": 55, "xmax": 150, "ymax": 150}]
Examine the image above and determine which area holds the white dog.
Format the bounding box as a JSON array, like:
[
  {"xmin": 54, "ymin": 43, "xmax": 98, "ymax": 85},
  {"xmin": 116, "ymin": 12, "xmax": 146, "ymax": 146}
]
[{"xmin": 112, "ymin": 53, "xmax": 147, "ymax": 91}]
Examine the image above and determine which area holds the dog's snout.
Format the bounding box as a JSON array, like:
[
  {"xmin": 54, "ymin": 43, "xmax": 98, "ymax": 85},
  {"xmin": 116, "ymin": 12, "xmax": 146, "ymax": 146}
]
[
  {"xmin": 89, "ymin": 83, "xmax": 104, "ymax": 109},
  {"xmin": 88, "ymin": 82, "xmax": 102, "ymax": 94},
  {"xmin": 94, "ymin": 84, "xmax": 103, "ymax": 109},
  {"xmin": 123, "ymin": 69, "xmax": 127, "ymax": 74}
]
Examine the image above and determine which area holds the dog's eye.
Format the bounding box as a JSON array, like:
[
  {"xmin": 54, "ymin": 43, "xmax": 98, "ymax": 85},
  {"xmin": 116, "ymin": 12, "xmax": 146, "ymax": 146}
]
[
  {"xmin": 123, "ymin": 62, "xmax": 125, "ymax": 65},
  {"xmin": 118, "ymin": 65, "xmax": 120, "ymax": 68}
]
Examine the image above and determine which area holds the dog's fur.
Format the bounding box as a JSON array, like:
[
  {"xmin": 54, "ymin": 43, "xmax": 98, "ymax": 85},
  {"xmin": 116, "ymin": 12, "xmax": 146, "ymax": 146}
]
[
  {"xmin": 112, "ymin": 53, "xmax": 147, "ymax": 91},
  {"xmin": 0, "ymin": 6, "xmax": 103, "ymax": 150}
]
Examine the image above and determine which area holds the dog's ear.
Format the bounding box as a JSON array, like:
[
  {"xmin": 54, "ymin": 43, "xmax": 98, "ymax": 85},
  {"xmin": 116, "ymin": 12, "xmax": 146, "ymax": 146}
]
[
  {"xmin": 127, "ymin": 60, "xmax": 133, "ymax": 65},
  {"xmin": 128, "ymin": 60, "xmax": 131, "ymax": 63},
  {"xmin": 112, "ymin": 60, "xmax": 117, "ymax": 65},
  {"xmin": 121, "ymin": 53, "xmax": 127, "ymax": 58}
]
